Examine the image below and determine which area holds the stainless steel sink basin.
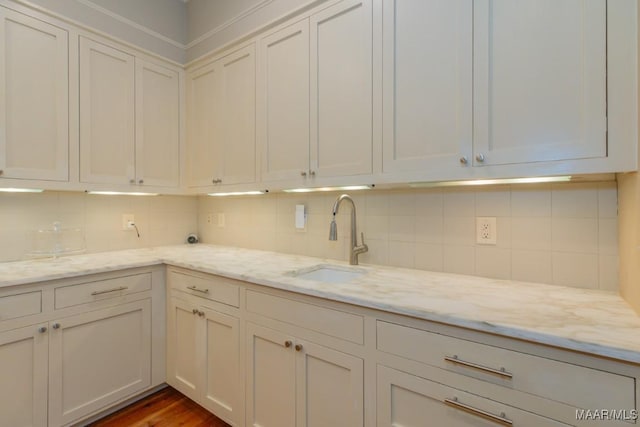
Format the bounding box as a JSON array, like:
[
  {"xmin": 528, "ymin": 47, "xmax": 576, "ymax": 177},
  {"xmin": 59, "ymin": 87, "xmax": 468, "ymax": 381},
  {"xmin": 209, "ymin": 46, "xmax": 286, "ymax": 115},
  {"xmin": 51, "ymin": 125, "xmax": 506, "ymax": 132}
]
[{"xmin": 291, "ymin": 264, "xmax": 366, "ymax": 283}]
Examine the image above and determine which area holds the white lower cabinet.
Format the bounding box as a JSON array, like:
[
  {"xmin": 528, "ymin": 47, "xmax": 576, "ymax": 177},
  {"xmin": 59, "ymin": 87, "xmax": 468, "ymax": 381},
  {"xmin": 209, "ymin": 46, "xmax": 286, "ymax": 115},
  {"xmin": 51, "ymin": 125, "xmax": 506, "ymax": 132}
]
[
  {"xmin": 166, "ymin": 270, "xmax": 241, "ymax": 426},
  {"xmin": 377, "ymin": 365, "xmax": 568, "ymax": 427},
  {"xmin": 48, "ymin": 300, "xmax": 152, "ymax": 426},
  {"xmin": 246, "ymin": 322, "xmax": 364, "ymax": 427},
  {"xmin": 0, "ymin": 268, "xmax": 163, "ymax": 427},
  {"xmin": 0, "ymin": 324, "xmax": 48, "ymax": 427}
]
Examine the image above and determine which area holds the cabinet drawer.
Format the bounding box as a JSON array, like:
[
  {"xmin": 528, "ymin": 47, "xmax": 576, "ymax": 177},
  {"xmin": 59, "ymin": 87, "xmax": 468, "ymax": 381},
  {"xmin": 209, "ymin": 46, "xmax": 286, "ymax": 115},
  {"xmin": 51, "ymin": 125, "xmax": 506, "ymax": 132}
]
[
  {"xmin": 377, "ymin": 321, "xmax": 635, "ymax": 411},
  {"xmin": 378, "ymin": 365, "xmax": 570, "ymax": 427},
  {"xmin": 0, "ymin": 291, "xmax": 42, "ymax": 321},
  {"xmin": 246, "ymin": 290, "xmax": 363, "ymax": 344},
  {"xmin": 55, "ymin": 273, "xmax": 151, "ymax": 309},
  {"xmin": 169, "ymin": 271, "xmax": 239, "ymax": 308}
]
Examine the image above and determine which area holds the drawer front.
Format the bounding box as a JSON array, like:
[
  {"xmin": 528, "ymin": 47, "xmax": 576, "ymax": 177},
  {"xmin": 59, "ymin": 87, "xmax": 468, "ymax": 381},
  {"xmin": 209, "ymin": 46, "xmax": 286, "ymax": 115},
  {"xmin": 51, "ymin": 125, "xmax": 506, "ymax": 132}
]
[
  {"xmin": 55, "ymin": 273, "xmax": 151, "ymax": 309},
  {"xmin": 377, "ymin": 365, "xmax": 570, "ymax": 427},
  {"xmin": 246, "ymin": 290, "xmax": 364, "ymax": 344},
  {"xmin": 0, "ymin": 291, "xmax": 42, "ymax": 321},
  {"xmin": 169, "ymin": 271, "xmax": 239, "ymax": 308},
  {"xmin": 377, "ymin": 321, "xmax": 635, "ymax": 411}
]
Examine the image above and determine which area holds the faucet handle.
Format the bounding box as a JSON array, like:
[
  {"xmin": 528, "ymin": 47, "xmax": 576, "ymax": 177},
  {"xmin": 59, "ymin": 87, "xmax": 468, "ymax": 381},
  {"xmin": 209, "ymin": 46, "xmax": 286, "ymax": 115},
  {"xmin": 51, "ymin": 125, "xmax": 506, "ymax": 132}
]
[{"xmin": 360, "ymin": 232, "xmax": 366, "ymax": 245}]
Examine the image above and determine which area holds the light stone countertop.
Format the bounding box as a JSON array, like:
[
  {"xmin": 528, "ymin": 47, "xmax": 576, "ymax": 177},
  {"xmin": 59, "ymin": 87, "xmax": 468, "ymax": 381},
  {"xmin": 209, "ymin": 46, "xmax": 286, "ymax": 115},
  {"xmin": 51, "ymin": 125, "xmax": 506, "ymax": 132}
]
[{"xmin": 1, "ymin": 244, "xmax": 639, "ymax": 364}]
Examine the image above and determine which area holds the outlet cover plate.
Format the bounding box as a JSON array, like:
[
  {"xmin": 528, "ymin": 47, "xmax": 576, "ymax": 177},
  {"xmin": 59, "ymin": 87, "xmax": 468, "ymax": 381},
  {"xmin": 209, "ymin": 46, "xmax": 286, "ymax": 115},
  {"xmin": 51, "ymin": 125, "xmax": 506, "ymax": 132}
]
[
  {"xmin": 122, "ymin": 214, "xmax": 135, "ymax": 231},
  {"xmin": 476, "ymin": 217, "xmax": 497, "ymax": 245}
]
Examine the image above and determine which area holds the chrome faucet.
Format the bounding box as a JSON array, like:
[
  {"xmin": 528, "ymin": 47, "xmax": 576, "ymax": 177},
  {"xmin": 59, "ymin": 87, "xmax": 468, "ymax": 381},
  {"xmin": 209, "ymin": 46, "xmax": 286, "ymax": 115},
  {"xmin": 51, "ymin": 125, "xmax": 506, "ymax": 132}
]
[{"xmin": 329, "ymin": 194, "xmax": 368, "ymax": 265}]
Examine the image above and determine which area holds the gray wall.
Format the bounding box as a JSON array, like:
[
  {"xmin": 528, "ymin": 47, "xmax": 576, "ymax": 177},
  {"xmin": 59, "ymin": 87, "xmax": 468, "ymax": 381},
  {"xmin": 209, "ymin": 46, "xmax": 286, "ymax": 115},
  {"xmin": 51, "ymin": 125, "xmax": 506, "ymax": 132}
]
[
  {"xmin": 10, "ymin": 0, "xmax": 187, "ymax": 62},
  {"xmin": 186, "ymin": 0, "xmax": 328, "ymax": 63}
]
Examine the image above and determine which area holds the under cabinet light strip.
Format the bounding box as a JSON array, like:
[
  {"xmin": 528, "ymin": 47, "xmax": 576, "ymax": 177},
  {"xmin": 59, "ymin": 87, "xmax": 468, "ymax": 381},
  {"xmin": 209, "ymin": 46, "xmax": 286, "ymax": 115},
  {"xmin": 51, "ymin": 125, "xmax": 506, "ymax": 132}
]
[
  {"xmin": 409, "ymin": 176, "xmax": 572, "ymax": 188},
  {"xmin": 0, "ymin": 188, "xmax": 44, "ymax": 193},
  {"xmin": 87, "ymin": 191, "xmax": 159, "ymax": 196},
  {"xmin": 207, "ymin": 191, "xmax": 266, "ymax": 197},
  {"xmin": 282, "ymin": 185, "xmax": 372, "ymax": 193}
]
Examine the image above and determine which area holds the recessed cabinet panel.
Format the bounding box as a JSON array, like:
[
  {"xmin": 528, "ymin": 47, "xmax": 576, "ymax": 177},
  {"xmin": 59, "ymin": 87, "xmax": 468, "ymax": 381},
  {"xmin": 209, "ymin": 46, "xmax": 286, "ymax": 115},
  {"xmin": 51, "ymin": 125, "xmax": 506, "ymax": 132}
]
[
  {"xmin": 187, "ymin": 62, "xmax": 222, "ymax": 187},
  {"xmin": 136, "ymin": 60, "xmax": 180, "ymax": 187},
  {"xmin": 473, "ymin": 0, "xmax": 606, "ymax": 166},
  {"xmin": 80, "ymin": 37, "xmax": 135, "ymax": 184},
  {"xmin": 247, "ymin": 323, "xmax": 296, "ymax": 427},
  {"xmin": 48, "ymin": 300, "xmax": 151, "ymax": 426},
  {"xmin": 259, "ymin": 20, "xmax": 310, "ymax": 183},
  {"xmin": 310, "ymin": 0, "xmax": 372, "ymax": 177},
  {"xmin": 377, "ymin": 365, "xmax": 569, "ymax": 427},
  {"xmin": 0, "ymin": 9, "xmax": 68, "ymax": 181},
  {"xmin": 0, "ymin": 325, "xmax": 48, "ymax": 427},
  {"xmin": 167, "ymin": 298, "xmax": 199, "ymax": 401},
  {"xmin": 382, "ymin": 0, "xmax": 472, "ymax": 173},
  {"xmin": 219, "ymin": 45, "xmax": 256, "ymax": 185}
]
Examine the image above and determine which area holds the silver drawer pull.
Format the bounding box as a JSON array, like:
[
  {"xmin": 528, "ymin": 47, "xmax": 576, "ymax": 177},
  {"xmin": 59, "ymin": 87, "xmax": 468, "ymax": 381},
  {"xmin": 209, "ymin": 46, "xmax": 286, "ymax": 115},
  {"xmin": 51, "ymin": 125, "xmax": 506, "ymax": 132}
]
[
  {"xmin": 187, "ymin": 286, "xmax": 209, "ymax": 294},
  {"xmin": 91, "ymin": 286, "xmax": 128, "ymax": 296},
  {"xmin": 444, "ymin": 397, "xmax": 512, "ymax": 426},
  {"xmin": 444, "ymin": 355, "xmax": 513, "ymax": 379}
]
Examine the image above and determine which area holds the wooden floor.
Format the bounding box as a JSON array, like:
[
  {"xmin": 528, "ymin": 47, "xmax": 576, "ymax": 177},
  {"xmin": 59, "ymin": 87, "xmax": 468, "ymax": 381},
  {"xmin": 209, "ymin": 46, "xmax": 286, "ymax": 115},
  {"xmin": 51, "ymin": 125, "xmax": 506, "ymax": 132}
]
[{"xmin": 89, "ymin": 387, "xmax": 231, "ymax": 427}]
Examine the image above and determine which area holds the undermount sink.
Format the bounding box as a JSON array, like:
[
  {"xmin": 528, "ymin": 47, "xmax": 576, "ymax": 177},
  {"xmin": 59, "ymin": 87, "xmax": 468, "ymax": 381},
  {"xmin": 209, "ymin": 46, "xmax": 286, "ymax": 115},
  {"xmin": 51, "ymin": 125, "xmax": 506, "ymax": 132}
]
[{"xmin": 291, "ymin": 264, "xmax": 366, "ymax": 283}]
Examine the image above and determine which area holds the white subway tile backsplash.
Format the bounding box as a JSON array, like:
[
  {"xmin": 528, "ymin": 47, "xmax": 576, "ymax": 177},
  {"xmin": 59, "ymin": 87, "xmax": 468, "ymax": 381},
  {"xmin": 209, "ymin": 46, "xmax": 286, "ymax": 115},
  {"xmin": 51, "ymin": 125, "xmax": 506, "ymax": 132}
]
[
  {"xmin": 415, "ymin": 189, "xmax": 444, "ymax": 217},
  {"xmin": 598, "ymin": 219, "xmax": 618, "ymax": 255},
  {"xmin": 443, "ymin": 216, "xmax": 475, "ymax": 246},
  {"xmin": 511, "ymin": 185, "xmax": 552, "ymax": 217},
  {"xmin": 511, "ymin": 217, "xmax": 551, "ymax": 250},
  {"xmin": 512, "ymin": 250, "xmax": 553, "ymax": 284},
  {"xmin": 475, "ymin": 187, "xmax": 511, "ymax": 217},
  {"xmin": 415, "ymin": 243, "xmax": 444, "ymax": 272},
  {"xmin": 476, "ymin": 247, "xmax": 511, "ymax": 280},
  {"xmin": 443, "ymin": 245, "xmax": 475, "ymax": 275},
  {"xmin": 415, "ymin": 216, "xmax": 444, "ymax": 244},
  {"xmin": 598, "ymin": 182, "xmax": 618, "ymax": 218},
  {"xmin": 552, "ymin": 252, "xmax": 599, "ymax": 289},
  {"xmin": 551, "ymin": 218, "xmax": 598, "ymax": 253},
  {"xmin": 599, "ymin": 255, "xmax": 619, "ymax": 292},
  {"xmin": 552, "ymin": 183, "xmax": 599, "ymax": 218},
  {"xmin": 388, "ymin": 241, "xmax": 415, "ymax": 269},
  {"xmin": 443, "ymin": 190, "xmax": 475, "ymax": 217},
  {"xmin": 388, "ymin": 215, "xmax": 416, "ymax": 242}
]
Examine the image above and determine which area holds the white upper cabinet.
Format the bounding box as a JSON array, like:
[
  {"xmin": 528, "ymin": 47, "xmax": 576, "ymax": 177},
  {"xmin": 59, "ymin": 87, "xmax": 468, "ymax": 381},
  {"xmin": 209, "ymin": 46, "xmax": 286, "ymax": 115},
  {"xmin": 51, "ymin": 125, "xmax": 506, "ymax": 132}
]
[
  {"xmin": 80, "ymin": 37, "xmax": 181, "ymax": 189},
  {"xmin": 473, "ymin": 0, "xmax": 607, "ymax": 167},
  {"xmin": 80, "ymin": 37, "xmax": 136, "ymax": 185},
  {"xmin": 0, "ymin": 8, "xmax": 69, "ymax": 182},
  {"xmin": 135, "ymin": 60, "xmax": 180, "ymax": 187},
  {"xmin": 382, "ymin": 0, "xmax": 472, "ymax": 174},
  {"xmin": 258, "ymin": 20, "xmax": 310, "ymax": 184},
  {"xmin": 187, "ymin": 44, "xmax": 256, "ymax": 188},
  {"xmin": 310, "ymin": 0, "xmax": 373, "ymax": 178}
]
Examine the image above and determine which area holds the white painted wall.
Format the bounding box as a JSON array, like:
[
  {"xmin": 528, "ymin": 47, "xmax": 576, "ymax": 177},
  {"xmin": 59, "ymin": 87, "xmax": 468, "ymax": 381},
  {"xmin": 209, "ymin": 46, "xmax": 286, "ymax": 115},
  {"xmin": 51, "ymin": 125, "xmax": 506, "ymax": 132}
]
[
  {"xmin": 4, "ymin": 0, "xmax": 187, "ymax": 62},
  {"xmin": 186, "ymin": 0, "xmax": 328, "ymax": 63}
]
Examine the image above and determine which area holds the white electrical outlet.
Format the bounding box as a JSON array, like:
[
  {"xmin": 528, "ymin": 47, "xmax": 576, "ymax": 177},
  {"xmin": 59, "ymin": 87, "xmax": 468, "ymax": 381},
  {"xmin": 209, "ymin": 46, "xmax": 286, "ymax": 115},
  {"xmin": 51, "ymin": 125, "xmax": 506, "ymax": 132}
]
[
  {"xmin": 217, "ymin": 213, "xmax": 225, "ymax": 228},
  {"xmin": 476, "ymin": 217, "xmax": 497, "ymax": 245},
  {"xmin": 122, "ymin": 214, "xmax": 135, "ymax": 231}
]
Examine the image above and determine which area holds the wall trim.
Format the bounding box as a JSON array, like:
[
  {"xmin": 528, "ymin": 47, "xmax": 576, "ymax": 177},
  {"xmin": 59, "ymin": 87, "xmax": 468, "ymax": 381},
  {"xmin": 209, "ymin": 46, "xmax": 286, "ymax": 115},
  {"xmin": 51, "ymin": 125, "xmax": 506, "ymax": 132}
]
[
  {"xmin": 75, "ymin": 0, "xmax": 187, "ymax": 49},
  {"xmin": 185, "ymin": 0, "xmax": 274, "ymax": 49}
]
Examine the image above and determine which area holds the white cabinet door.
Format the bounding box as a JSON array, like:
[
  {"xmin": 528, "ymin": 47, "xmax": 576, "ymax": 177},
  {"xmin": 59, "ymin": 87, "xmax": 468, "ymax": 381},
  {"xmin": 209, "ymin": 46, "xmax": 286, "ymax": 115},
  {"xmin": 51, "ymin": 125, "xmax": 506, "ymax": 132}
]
[
  {"xmin": 382, "ymin": 0, "xmax": 472, "ymax": 174},
  {"xmin": 218, "ymin": 44, "xmax": 257, "ymax": 185},
  {"xmin": 200, "ymin": 307, "xmax": 241, "ymax": 425},
  {"xmin": 0, "ymin": 8, "xmax": 68, "ymax": 181},
  {"xmin": 310, "ymin": 0, "xmax": 372, "ymax": 178},
  {"xmin": 377, "ymin": 365, "xmax": 569, "ymax": 427},
  {"xmin": 0, "ymin": 324, "xmax": 48, "ymax": 427},
  {"xmin": 296, "ymin": 340, "xmax": 364, "ymax": 427},
  {"xmin": 166, "ymin": 297, "xmax": 200, "ymax": 402},
  {"xmin": 187, "ymin": 61, "xmax": 222, "ymax": 187},
  {"xmin": 80, "ymin": 37, "xmax": 135, "ymax": 185},
  {"xmin": 246, "ymin": 323, "xmax": 296, "ymax": 427},
  {"xmin": 135, "ymin": 60, "xmax": 180, "ymax": 188},
  {"xmin": 48, "ymin": 299, "xmax": 151, "ymax": 426},
  {"xmin": 258, "ymin": 20, "xmax": 310, "ymax": 184},
  {"xmin": 473, "ymin": 0, "xmax": 606, "ymax": 166}
]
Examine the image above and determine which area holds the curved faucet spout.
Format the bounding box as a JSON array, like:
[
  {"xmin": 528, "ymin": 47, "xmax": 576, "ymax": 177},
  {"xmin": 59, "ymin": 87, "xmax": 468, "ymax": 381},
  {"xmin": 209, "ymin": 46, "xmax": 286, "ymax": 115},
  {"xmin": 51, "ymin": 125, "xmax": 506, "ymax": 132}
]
[{"xmin": 329, "ymin": 194, "xmax": 368, "ymax": 265}]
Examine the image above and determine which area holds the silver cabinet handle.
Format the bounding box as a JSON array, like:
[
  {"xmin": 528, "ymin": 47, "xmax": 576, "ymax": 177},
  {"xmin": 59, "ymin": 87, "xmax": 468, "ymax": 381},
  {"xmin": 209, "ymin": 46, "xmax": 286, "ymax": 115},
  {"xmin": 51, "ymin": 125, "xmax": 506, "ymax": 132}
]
[
  {"xmin": 444, "ymin": 397, "xmax": 512, "ymax": 426},
  {"xmin": 187, "ymin": 285, "xmax": 209, "ymax": 294},
  {"xmin": 198, "ymin": 310, "xmax": 205, "ymax": 317},
  {"xmin": 295, "ymin": 344, "xmax": 303, "ymax": 352},
  {"xmin": 475, "ymin": 154, "xmax": 485, "ymax": 162},
  {"xmin": 301, "ymin": 171, "xmax": 307, "ymax": 177},
  {"xmin": 444, "ymin": 355, "xmax": 512, "ymax": 379},
  {"xmin": 129, "ymin": 179, "xmax": 135, "ymax": 184},
  {"xmin": 459, "ymin": 157, "xmax": 468, "ymax": 165},
  {"xmin": 212, "ymin": 178, "xmax": 222, "ymax": 184},
  {"xmin": 284, "ymin": 340, "xmax": 293, "ymax": 348},
  {"xmin": 0, "ymin": 169, "xmax": 4, "ymax": 176},
  {"xmin": 52, "ymin": 323, "xmax": 60, "ymax": 330},
  {"xmin": 138, "ymin": 179, "xmax": 144, "ymax": 184},
  {"xmin": 91, "ymin": 286, "xmax": 128, "ymax": 296},
  {"xmin": 309, "ymin": 170, "xmax": 316, "ymax": 176},
  {"xmin": 38, "ymin": 326, "xmax": 47, "ymax": 333},
  {"xmin": 192, "ymin": 308, "xmax": 198, "ymax": 315}
]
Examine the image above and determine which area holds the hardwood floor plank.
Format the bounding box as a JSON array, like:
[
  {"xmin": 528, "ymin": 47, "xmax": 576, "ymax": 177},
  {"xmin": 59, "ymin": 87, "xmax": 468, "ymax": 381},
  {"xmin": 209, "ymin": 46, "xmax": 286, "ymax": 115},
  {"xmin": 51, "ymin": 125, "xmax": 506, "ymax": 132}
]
[{"xmin": 89, "ymin": 387, "xmax": 230, "ymax": 427}]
